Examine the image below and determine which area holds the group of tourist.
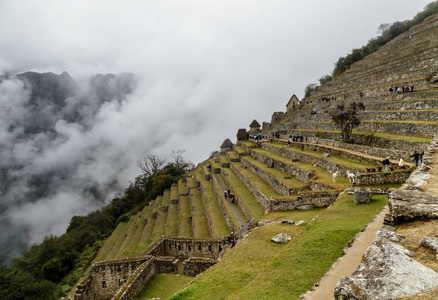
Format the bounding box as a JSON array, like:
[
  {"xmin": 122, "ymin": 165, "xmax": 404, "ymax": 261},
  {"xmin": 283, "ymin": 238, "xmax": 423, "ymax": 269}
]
[
  {"xmin": 317, "ymin": 96, "xmax": 336, "ymax": 103},
  {"xmin": 249, "ymin": 134, "xmax": 269, "ymax": 141},
  {"xmin": 388, "ymin": 85, "xmax": 414, "ymax": 93},
  {"xmin": 382, "ymin": 151, "xmax": 424, "ymax": 171},
  {"xmin": 223, "ymin": 189, "xmax": 235, "ymax": 204}
]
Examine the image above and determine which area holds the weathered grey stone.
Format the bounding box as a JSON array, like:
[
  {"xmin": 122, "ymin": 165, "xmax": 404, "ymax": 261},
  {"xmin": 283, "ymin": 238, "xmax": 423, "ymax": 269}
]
[
  {"xmin": 296, "ymin": 205, "xmax": 314, "ymax": 210},
  {"xmin": 322, "ymin": 153, "xmax": 330, "ymax": 158},
  {"xmin": 421, "ymin": 237, "xmax": 438, "ymax": 254},
  {"xmin": 334, "ymin": 226, "xmax": 438, "ymax": 299},
  {"xmin": 354, "ymin": 188, "xmax": 373, "ymax": 204},
  {"xmin": 385, "ymin": 189, "xmax": 438, "ymax": 224},
  {"xmin": 295, "ymin": 220, "xmax": 306, "ymax": 226},
  {"xmin": 271, "ymin": 233, "xmax": 292, "ymax": 243}
]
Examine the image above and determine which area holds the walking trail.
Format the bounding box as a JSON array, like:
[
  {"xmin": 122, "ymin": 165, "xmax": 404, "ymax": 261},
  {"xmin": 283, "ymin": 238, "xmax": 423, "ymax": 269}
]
[{"xmin": 301, "ymin": 206, "xmax": 389, "ymax": 300}]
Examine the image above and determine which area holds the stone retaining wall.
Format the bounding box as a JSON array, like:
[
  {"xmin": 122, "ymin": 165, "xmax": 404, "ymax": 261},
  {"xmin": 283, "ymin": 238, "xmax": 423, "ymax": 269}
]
[
  {"xmin": 261, "ymin": 143, "xmax": 359, "ymax": 178},
  {"xmin": 210, "ymin": 174, "xmax": 237, "ymax": 233},
  {"xmin": 269, "ymin": 192, "xmax": 339, "ymax": 211},
  {"xmin": 240, "ymin": 156, "xmax": 306, "ymax": 196},
  {"xmin": 113, "ymin": 260, "xmax": 155, "ymax": 300},
  {"xmin": 251, "ymin": 149, "xmax": 333, "ymax": 190},
  {"xmin": 355, "ymin": 170, "xmax": 412, "ymax": 185},
  {"xmin": 229, "ymin": 161, "xmax": 271, "ymax": 210},
  {"xmin": 220, "ymin": 168, "xmax": 255, "ymax": 221},
  {"xmin": 183, "ymin": 258, "xmax": 217, "ymax": 277}
]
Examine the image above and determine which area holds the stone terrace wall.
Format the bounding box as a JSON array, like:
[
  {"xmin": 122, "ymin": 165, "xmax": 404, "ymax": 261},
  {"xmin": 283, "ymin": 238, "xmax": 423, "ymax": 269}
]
[
  {"xmin": 251, "ymin": 149, "xmax": 333, "ymax": 190},
  {"xmin": 183, "ymin": 258, "xmax": 217, "ymax": 277},
  {"xmin": 240, "ymin": 156, "xmax": 308, "ymax": 196},
  {"xmin": 74, "ymin": 276, "xmax": 94, "ymax": 300},
  {"xmin": 220, "ymin": 168, "xmax": 256, "ymax": 221},
  {"xmin": 261, "ymin": 143, "xmax": 358, "ymax": 177},
  {"xmin": 355, "ymin": 170, "xmax": 412, "ymax": 185},
  {"xmin": 76, "ymin": 258, "xmax": 150, "ymax": 300},
  {"xmin": 152, "ymin": 256, "xmax": 178, "ymax": 274},
  {"xmin": 269, "ymin": 191, "xmax": 339, "ymax": 211},
  {"xmin": 315, "ymin": 138, "xmax": 428, "ymax": 161},
  {"xmin": 230, "ymin": 161, "xmax": 270, "ymax": 210},
  {"xmin": 112, "ymin": 260, "xmax": 155, "ymax": 300},
  {"xmin": 146, "ymin": 237, "xmax": 227, "ymax": 260}
]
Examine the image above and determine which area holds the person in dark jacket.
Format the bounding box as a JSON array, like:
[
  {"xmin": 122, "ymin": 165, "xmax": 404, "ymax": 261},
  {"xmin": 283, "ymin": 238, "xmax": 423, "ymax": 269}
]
[
  {"xmin": 382, "ymin": 157, "xmax": 390, "ymax": 171},
  {"xmin": 410, "ymin": 151, "xmax": 424, "ymax": 167}
]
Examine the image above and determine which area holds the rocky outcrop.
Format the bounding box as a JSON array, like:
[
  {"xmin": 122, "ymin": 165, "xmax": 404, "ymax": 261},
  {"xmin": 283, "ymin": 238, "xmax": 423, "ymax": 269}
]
[
  {"xmin": 334, "ymin": 226, "xmax": 438, "ymax": 299},
  {"xmin": 384, "ymin": 189, "xmax": 438, "ymax": 224}
]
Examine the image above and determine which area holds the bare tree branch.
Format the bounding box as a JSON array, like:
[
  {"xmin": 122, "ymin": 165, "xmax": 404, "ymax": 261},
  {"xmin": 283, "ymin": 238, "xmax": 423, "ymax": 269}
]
[{"xmin": 136, "ymin": 155, "xmax": 165, "ymax": 177}]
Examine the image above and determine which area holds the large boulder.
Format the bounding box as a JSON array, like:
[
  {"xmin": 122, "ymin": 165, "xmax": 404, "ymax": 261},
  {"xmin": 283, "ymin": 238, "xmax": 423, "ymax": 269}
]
[
  {"xmin": 385, "ymin": 189, "xmax": 438, "ymax": 224},
  {"xmin": 271, "ymin": 233, "xmax": 291, "ymax": 243},
  {"xmin": 334, "ymin": 226, "xmax": 438, "ymax": 299}
]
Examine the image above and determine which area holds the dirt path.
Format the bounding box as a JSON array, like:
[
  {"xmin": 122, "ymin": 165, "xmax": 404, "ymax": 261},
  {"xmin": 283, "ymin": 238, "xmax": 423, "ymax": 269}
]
[{"xmin": 301, "ymin": 206, "xmax": 389, "ymax": 300}]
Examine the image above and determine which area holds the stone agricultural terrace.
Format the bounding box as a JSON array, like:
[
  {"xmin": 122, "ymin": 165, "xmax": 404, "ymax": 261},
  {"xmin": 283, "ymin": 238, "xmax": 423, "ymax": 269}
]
[{"xmin": 72, "ymin": 12, "xmax": 438, "ymax": 300}]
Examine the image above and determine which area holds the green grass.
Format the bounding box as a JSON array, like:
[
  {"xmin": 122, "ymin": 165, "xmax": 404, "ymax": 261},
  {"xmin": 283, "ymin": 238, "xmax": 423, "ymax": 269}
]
[
  {"xmin": 209, "ymin": 159, "xmax": 221, "ymax": 169},
  {"xmin": 221, "ymin": 168, "xmax": 265, "ymax": 219},
  {"xmin": 189, "ymin": 188, "xmax": 212, "ymax": 238},
  {"xmin": 179, "ymin": 180, "xmax": 189, "ymax": 195},
  {"xmin": 227, "ymin": 150, "xmax": 239, "ymax": 160},
  {"xmin": 269, "ymin": 142, "xmax": 376, "ymax": 170},
  {"xmin": 151, "ymin": 201, "xmax": 169, "ymax": 242},
  {"xmin": 241, "ymin": 156, "xmax": 308, "ymax": 190},
  {"xmin": 133, "ymin": 274, "xmax": 193, "ymax": 300},
  {"xmin": 243, "ymin": 141, "xmax": 256, "ymax": 147},
  {"xmin": 198, "ymin": 179, "xmax": 230, "ymax": 238},
  {"xmin": 234, "ymin": 147, "xmax": 247, "ymax": 155},
  {"xmin": 135, "ymin": 203, "xmax": 156, "ymax": 253},
  {"xmin": 163, "ymin": 189, "xmax": 171, "ymax": 205},
  {"xmin": 170, "ymin": 193, "xmax": 387, "ymax": 299},
  {"xmin": 178, "ymin": 195, "xmax": 193, "ymax": 237},
  {"xmin": 211, "ymin": 174, "xmax": 245, "ymax": 230},
  {"xmin": 230, "ymin": 161, "xmax": 287, "ymax": 199},
  {"xmin": 171, "ymin": 184, "xmax": 179, "ymax": 201},
  {"xmin": 252, "ymin": 148, "xmax": 349, "ymax": 189},
  {"xmin": 219, "ymin": 154, "xmax": 230, "ymax": 165},
  {"xmin": 165, "ymin": 203, "xmax": 179, "ymax": 237}
]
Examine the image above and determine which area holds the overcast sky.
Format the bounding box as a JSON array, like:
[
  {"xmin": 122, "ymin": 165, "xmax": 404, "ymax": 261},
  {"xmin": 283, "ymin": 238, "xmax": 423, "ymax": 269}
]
[{"xmin": 0, "ymin": 0, "xmax": 434, "ymax": 258}]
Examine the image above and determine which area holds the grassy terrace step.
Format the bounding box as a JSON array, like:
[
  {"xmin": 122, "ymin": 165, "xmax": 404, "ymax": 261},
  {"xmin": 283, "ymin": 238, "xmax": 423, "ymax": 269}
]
[
  {"xmin": 281, "ymin": 128, "xmax": 433, "ymax": 143},
  {"xmin": 266, "ymin": 142, "xmax": 375, "ymax": 172},
  {"xmin": 240, "ymin": 155, "xmax": 309, "ymax": 195},
  {"xmin": 189, "ymin": 185, "xmax": 212, "ymax": 238},
  {"xmin": 92, "ymin": 219, "xmax": 130, "ymax": 263},
  {"xmin": 196, "ymin": 173, "xmax": 231, "ymax": 238},
  {"xmin": 211, "ymin": 173, "xmax": 246, "ymax": 230},
  {"xmin": 162, "ymin": 189, "xmax": 171, "ymax": 206},
  {"xmin": 230, "ymin": 161, "xmax": 284, "ymax": 199},
  {"xmin": 234, "ymin": 146, "xmax": 248, "ymax": 156},
  {"xmin": 119, "ymin": 208, "xmax": 151, "ymax": 258},
  {"xmin": 226, "ymin": 150, "xmax": 240, "ymax": 162},
  {"xmin": 170, "ymin": 193, "xmax": 387, "ymax": 299},
  {"xmin": 165, "ymin": 201, "xmax": 179, "ymax": 237},
  {"xmin": 202, "ymin": 164, "xmax": 211, "ymax": 180},
  {"xmin": 135, "ymin": 202, "xmax": 156, "ymax": 254},
  {"xmin": 150, "ymin": 196, "xmax": 169, "ymax": 242},
  {"xmin": 178, "ymin": 195, "xmax": 193, "ymax": 237},
  {"xmin": 251, "ymin": 147, "xmax": 349, "ymax": 189},
  {"xmin": 171, "ymin": 184, "xmax": 179, "ymax": 203},
  {"xmin": 221, "ymin": 167, "xmax": 265, "ymax": 220},
  {"xmin": 178, "ymin": 179, "xmax": 189, "ymax": 196},
  {"xmin": 219, "ymin": 154, "xmax": 230, "ymax": 167}
]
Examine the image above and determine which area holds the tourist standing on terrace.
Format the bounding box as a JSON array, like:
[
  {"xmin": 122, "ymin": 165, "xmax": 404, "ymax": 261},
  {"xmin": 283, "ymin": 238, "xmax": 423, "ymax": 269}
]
[
  {"xmin": 410, "ymin": 151, "xmax": 424, "ymax": 167},
  {"xmin": 383, "ymin": 157, "xmax": 390, "ymax": 171}
]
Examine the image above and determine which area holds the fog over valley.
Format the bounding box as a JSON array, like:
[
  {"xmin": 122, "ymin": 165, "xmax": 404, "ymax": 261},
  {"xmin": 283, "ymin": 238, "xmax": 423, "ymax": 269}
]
[{"xmin": 0, "ymin": 0, "xmax": 432, "ymax": 264}]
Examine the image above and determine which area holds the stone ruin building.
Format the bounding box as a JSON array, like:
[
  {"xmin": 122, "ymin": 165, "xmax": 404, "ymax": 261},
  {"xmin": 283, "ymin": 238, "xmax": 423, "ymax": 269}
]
[{"xmin": 74, "ymin": 235, "xmax": 234, "ymax": 300}]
